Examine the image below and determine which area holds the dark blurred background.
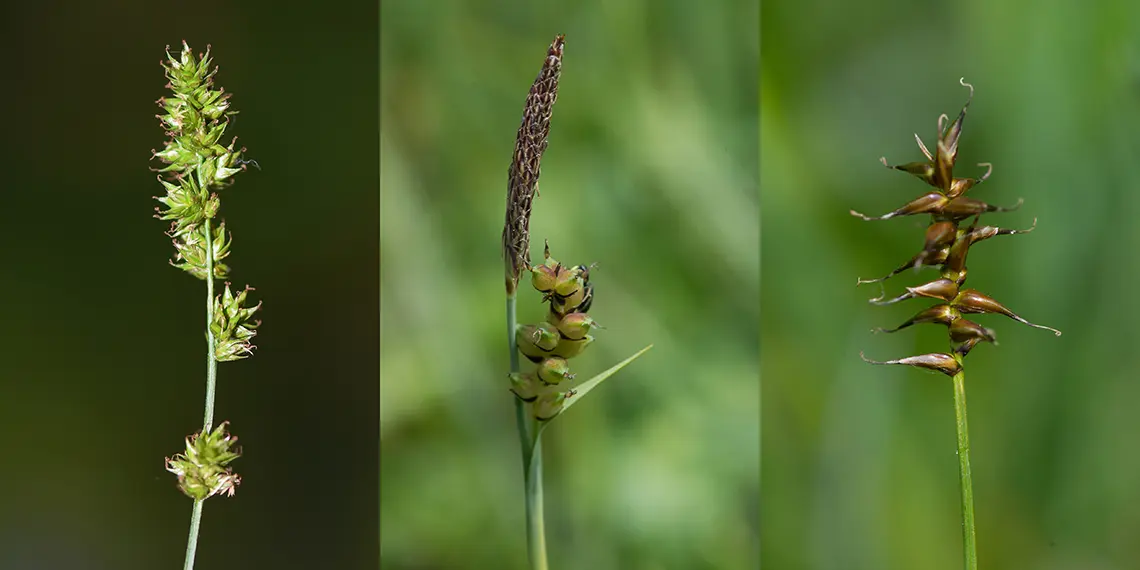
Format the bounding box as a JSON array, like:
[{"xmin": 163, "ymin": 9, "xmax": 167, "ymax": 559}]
[
  {"xmin": 380, "ymin": 1, "xmax": 758, "ymax": 568},
  {"xmin": 1, "ymin": 1, "xmax": 378, "ymax": 569},
  {"xmin": 762, "ymin": 1, "xmax": 1140, "ymax": 569}
]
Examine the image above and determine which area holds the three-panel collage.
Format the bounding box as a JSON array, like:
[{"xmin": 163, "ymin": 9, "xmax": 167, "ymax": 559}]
[{"xmin": 2, "ymin": 0, "xmax": 1138, "ymax": 568}]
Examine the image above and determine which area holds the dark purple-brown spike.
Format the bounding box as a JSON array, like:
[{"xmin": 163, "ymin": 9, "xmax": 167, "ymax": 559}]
[
  {"xmin": 860, "ymin": 351, "xmax": 962, "ymax": 376},
  {"xmin": 940, "ymin": 78, "xmax": 974, "ymax": 163},
  {"xmin": 949, "ymin": 318, "xmax": 998, "ymax": 345},
  {"xmin": 933, "ymin": 138, "xmax": 955, "ymax": 194},
  {"xmin": 932, "ymin": 78, "xmax": 975, "ymax": 191},
  {"xmin": 946, "ymin": 163, "xmax": 993, "ymax": 199},
  {"xmin": 914, "ymin": 133, "xmax": 933, "ymax": 161},
  {"xmin": 954, "ymin": 338, "xmax": 982, "ymax": 356},
  {"xmin": 857, "ymin": 247, "xmax": 950, "ymax": 285},
  {"xmin": 870, "ymin": 278, "xmax": 961, "ymax": 306},
  {"xmin": 850, "ymin": 192, "xmax": 949, "ymax": 221},
  {"xmin": 917, "ymin": 221, "xmax": 958, "ymax": 267},
  {"xmin": 953, "ymin": 289, "xmax": 1062, "ymax": 336},
  {"xmin": 873, "ymin": 304, "xmax": 960, "ymax": 333},
  {"xmin": 881, "ymin": 156, "xmax": 936, "ymax": 187},
  {"xmin": 868, "ymin": 288, "xmax": 918, "ymax": 305},
  {"xmin": 968, "ymin": 218, "xmax": 1037, "ymax": 244},
  {"xmin": 940, "ymin": 229, "xmax": 975, "ymax": 283},
  {"xmin": 868, "ymin": 278, "xmax": 956, "ymax": 305},
  {"xmin": 942, "ymin": 196, "xmax": 1024, "ymax": 219}
]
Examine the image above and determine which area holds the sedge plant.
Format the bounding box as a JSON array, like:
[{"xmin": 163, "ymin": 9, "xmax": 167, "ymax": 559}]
[
  {"xmin": 501, "ymin": 34, "xmax": 653, "ymax": 570},
  {"xmin": 852, "ymin": 79, "xmax": 1060, "ymax": 570},
  {"xmin": 152, "ymin": 42, "xmax": 262, "ymax": 570}
]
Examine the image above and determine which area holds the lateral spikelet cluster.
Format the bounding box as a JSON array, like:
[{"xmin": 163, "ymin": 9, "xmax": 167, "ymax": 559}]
[
  {"xmin": 510, "ymin": 242, "xmax": 602, "ymax": 421},
  {"xmin": 853, "ymin": 79, "xmax": 1060, "ymax": 377}
]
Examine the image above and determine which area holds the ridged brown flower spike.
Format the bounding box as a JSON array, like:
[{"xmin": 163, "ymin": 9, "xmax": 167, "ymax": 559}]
[
  {"xmin": 853, "ymin": 80, "xmax": 1059, "ymax": 570},
  {"xmin": 152, "ymin": 41, "xmax": 260, "ymax": 570},
  {"xmin": 500, "ymin": 36, "xmax": 652, "ymax": 570}
]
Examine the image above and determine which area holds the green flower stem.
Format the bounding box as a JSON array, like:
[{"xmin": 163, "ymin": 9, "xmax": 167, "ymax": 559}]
[
  {"xmin": 525, "ymin": 429, "xmax": 549, "ymax": 570},
  {"xmin": 183, "ymin": 499, "xmax": 204, "ymax": 570},
  {"xmin": 952, "ymin": 353, "xmax": 977, "ymax": 570},
  {"xmin": 203, "ymin": 217, "xmax": 218, "ymax": 432},
  {"xmin": 507, "ymin": 288, "xmax": 549, "ymax": 570},
  {"xmin": 183, "ymin": 218, "xmax": 219, "ymax": 570}
]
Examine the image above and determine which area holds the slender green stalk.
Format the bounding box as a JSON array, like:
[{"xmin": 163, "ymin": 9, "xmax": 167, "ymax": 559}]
[
  {"xmin": 203, "ymin": 218, "xmax": 218, "ymax": 432},
  {"xmin": 507, "ymin": 288, "xmax": 549, "ymax": 569},
  {"xmin": 159, "ymin": 42, "xmax": 254, "ymax": 570},
  {"xmin": 183, "ymin": 500, "xmax": 203, "ymax": 570},
  {"xmin": 525, "ymin": 431, "xmax": 549, "ymax": 570},
  {"xmin": 184, "ymin": 218, "xmax": 218, "ymax": 570},
  {"xmin": 952, "ymin": 353, "xmax": 977, "ymax": 570}
]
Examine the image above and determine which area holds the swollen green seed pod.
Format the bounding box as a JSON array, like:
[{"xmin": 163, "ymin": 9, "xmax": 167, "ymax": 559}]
[
  {"xmin": 555, "ymin": 312, "xmax": 600, "ymax": 340},
  {"xmin": 550, "ymin": 281, "xmax": 593, "ymax": 315},
  {"xmin": 553, "ymin": 266, "xmax": 587, "ymax": 297},
  {"xmin": 552, "ymin": 335, "xmax": 593, "ymax": 359},
  {"xmin": 530, "ymin": 262, "xmax": 561, "ymax": 293},
  {"xmin": 517, "ymin": 322, "xmax": 561, "ymax": 362},
  {"xmin": 537, "ymin": 356, "xmax": 574, "ymax": 385},
  {"xmin": 534, "ymin": 390, "xmax": 576, "ymax": 421},
  {"xmin": 510, "ymin": 372, "xmax": 541, "ymax": 402}
]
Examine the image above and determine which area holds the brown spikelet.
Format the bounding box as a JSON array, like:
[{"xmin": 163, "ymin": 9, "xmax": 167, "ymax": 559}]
[
  {"xmin": 503, "ymin": 34, "xmax": 565, "ymax": 293},
  {"xmin": 855, "ymin": 79, "xmax": 1059, "ymax": 376}
]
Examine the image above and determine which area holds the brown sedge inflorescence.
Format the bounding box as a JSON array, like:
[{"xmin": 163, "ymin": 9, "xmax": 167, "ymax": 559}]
[
  {"xmin": 510, "ymin": 241, "xmax": 603, "ymax": 421},
  {"xmin": 853, "ymin": 79, "xmax": 1060, "ymax": 376}
]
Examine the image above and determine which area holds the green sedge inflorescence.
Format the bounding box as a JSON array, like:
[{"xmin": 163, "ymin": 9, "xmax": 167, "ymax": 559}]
[
  {"xmin": 511, "ymin": 242, "xmax": 603, "ymax": 421},
  {"xmin": 153, "ymin": 41, "xmax": 260, "ymax": 500},
  {"xmin": 853, "ymin": 79, "xmax": 1060, "ymax": 376}
]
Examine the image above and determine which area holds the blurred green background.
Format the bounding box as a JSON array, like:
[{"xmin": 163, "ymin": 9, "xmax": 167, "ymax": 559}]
[
  {"xmin": 762, "ymin": 1, "xmax": 1140, "ymax": 569},
  {"xmin": 380, "ymin": 1, "xmax": 759, "ymax": 568},
  {"xmin": 1, "ymin": 1, "xmax": 378, "ymax": 568}
]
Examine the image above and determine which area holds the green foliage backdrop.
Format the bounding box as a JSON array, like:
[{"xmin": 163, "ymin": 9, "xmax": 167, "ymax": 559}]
[
  {"xmin": 380, "ymin": 1, "xmax": 759, "ymax": 568},
  {"xmin": 762, "ymin": 1, "xmax": 1140, "ymax": 569}
]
